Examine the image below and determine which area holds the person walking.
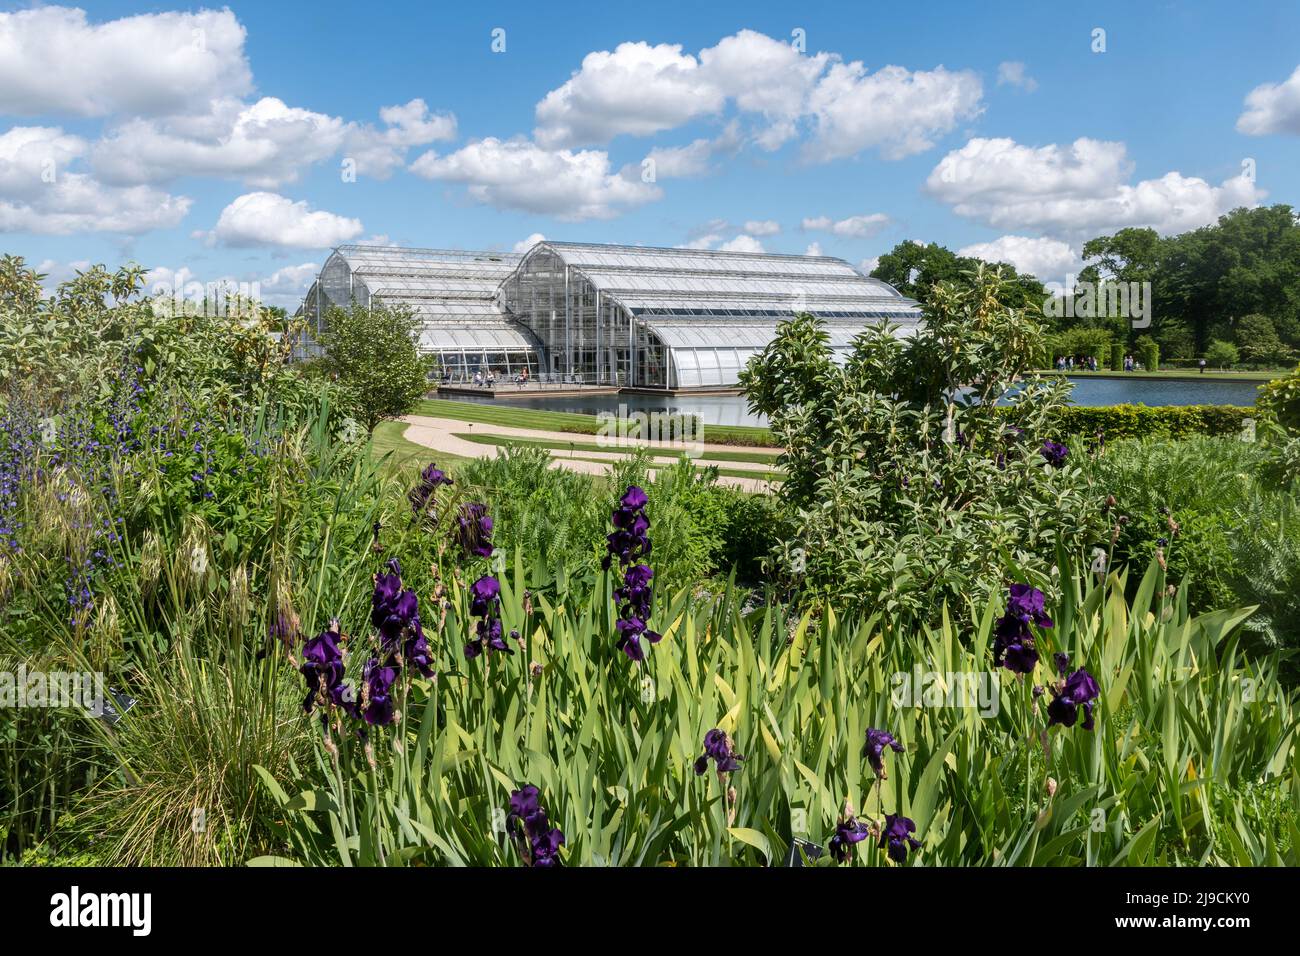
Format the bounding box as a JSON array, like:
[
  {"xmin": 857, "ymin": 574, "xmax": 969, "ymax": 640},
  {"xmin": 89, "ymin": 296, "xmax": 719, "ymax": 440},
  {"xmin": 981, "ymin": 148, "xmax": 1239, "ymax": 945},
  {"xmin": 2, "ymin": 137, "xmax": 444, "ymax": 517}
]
[{"xmin": 1199, "ymin": 358, "xmax": 1207, "ymax": 374}]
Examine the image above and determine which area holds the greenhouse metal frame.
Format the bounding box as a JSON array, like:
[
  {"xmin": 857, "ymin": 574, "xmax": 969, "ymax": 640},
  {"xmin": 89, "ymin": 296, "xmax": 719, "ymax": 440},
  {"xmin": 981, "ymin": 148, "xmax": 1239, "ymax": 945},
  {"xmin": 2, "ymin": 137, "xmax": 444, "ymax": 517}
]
[{"xmin": 299, "ymin": 240, "xmax": 923, "ymax": 388}]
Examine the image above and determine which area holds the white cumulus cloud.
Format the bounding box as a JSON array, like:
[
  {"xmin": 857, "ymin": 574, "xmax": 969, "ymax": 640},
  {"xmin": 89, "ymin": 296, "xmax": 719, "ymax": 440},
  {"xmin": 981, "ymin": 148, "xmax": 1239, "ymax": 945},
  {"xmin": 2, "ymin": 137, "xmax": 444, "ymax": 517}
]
[
  {"xmin": 0, "ymin": 125, "xmax": 190, "ymax": 234},
  {"xmin": 344, "ymin": 99, "xmax": 458, "ymax": 180},
  {"xmin": 0, "ymin": 7, "xmax": 252, "ymax": 117},
  {"xmin": 534, "ymin": 29, "xmax": 982, "ymax": 162},
  {"xmin": 408, "ymin": 137, "xmax": 660, "ymax": 221},
  {"xmin": 802, "ymin": 213, "xmax": 891, "ymax": 238},
  {"xmin": 201, "ymin": 192, "xmax": 363, "ymax": 248},
  {"xmin": 1237, "ymin": 64, "xmax": 1300, "ymax": 135},
  {"xmin": 957, "ymin": 235, "xmax": 1081, "ymax": 286},
  {"xmin": 996, "ymin": 61, "xmax": 1038, "ymax": 92},
  {"xmin": 926, "ymin": 137, "xmax": 1264, "ymax": 237},
  {"xmin": 92, "ymin": 97, "xmax": 349, "ymax": 189}
]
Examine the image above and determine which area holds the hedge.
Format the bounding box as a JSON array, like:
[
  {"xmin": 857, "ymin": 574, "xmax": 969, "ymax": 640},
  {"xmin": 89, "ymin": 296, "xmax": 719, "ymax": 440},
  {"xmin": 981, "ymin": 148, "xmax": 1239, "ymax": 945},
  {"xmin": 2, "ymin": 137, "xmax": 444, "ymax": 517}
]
[{"xmin": 1043, "ymin": 403, "xmax": 1255, "ymax": 440}]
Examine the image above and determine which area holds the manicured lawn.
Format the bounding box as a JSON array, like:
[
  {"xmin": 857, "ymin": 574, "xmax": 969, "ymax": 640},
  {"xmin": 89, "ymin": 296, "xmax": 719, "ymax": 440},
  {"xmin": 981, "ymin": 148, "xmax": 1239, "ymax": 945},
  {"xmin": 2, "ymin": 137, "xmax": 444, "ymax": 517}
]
[
  {"xmin": 452, "ymin": 430, "xmax": 782, "ymax": 464},
  {"xmin": 414, "ymin": 398, "xmax": 777, "ymax": 447},
  {"xmin": 559, "ymin": 452, "xmax": 783, "ymax": 482},
  {"xmin": 368, "ymin": 419, "xmax": 468, "ymax": 477}
]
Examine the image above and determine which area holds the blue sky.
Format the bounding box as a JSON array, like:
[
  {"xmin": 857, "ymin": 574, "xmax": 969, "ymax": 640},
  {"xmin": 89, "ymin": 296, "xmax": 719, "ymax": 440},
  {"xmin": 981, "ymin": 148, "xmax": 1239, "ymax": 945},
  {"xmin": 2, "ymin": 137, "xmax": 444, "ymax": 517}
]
[{"xmin": 2, "ymin": 0, "xmax": 1298, "ymax": 305}]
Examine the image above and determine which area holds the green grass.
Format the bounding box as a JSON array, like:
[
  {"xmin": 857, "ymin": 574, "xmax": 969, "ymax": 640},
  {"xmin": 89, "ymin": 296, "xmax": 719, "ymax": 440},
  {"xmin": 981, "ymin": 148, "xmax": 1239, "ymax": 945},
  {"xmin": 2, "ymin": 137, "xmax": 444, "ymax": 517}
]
[
  {"xmin": 414, "ymin": 398, "xmax": 777, "ymax": 447},
  {"xmin": 368, "ymin": 419, "xmax": 468, "ymax": 479},
  {"xmin": 559, "ymin": 453, "xmax": 783, "ymax": 482},
  {"xmin": 452, "ymin": 430, "xmax": 782, "ymax": 464}
]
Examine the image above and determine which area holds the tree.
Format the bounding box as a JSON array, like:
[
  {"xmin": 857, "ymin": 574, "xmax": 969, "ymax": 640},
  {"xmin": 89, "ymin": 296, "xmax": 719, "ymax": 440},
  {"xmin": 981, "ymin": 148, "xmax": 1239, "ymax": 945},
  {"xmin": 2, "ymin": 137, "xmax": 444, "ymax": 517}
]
[
  {"xmin": 1069, "ymin": 205, "xmax": 1300, "ymax": 353},
  {"xmin": 870, "ymin": 240, "xmax": 1048, "ymax": 311},
  {"xmin": 1155, "ymin": 321, "xmax": 1196, "ymax": 361},
  {"xmin": 1204, "ymin": 340, "xmax": 1239, "ymax": 369},
  {"xmin": 1235, "ymin": 313, "xmax": 1295, "ymax": 368},
  {"xmin": 319, "ymin": 303, "xmax": 434, "ymax": 433}
]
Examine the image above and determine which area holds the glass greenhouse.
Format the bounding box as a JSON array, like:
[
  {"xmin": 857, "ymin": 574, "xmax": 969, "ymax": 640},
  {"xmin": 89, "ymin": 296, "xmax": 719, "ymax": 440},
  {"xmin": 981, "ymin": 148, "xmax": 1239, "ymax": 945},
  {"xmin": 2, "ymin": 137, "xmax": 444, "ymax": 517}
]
[
  {"xmin": 301, "ymin": 245, "xmax": 540, "ymax": 379},
  {"xmin": 299, "ymin": 240, "xmax": 922, "ymax": 388}
]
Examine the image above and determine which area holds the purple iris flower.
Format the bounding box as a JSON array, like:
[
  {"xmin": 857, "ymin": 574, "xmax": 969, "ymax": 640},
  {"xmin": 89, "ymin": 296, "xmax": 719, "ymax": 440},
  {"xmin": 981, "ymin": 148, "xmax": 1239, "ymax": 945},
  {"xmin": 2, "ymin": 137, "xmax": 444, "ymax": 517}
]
[
  {"xmin": 863, "ymin": 727, "xmax": 904, "ymax": 775},
  {"xmin": 456, "ymin": 502, "xmax": 494, "ymax": 558},
  {"xmin": 828, "ymin": 817, "xmax": 871, "ymax": 864},
  {"xmin": 359, "ymin": 656, "xmax": 400, "ymax": 726},
  {"xmin": 408, "ymin": 462, "xmax": 453, "ymax": 517},
  {"xmin": 879, "ymin": 814, "xmax": 922, "ymax": 863},
  {"xmin": 370, "ymin": 559, "xmax": 433, "ymax": 678},
  {"xmin": 465, "ymin": 575, "xmax": 511, "ymax": 659},
  {"xmin": 299, "ymin": 626, "xmax": 347, "ymax": 714},
  {"xmin": 602, "ymin": 485, "xmax": 652, "ymax": 570},
  {"xmin": 993, "ymin": 584, "xmax": 1053, "ymax": 674},
  {"xmin": 693, "ymin": 728, "xmax": 743, "ymax": 775},
  {"xmin": 508, "ymin": 785, "xmax": 565, "ymax": 868},
  {"xmin": 605, "ymin": 487, "xmax": 660, "ymax": 660},
  {"xmin": 1047, "ymin": 667, "xmax": 1101, "ymax": 730},
  {"xmin": 1053, "ymin": 651, "xmax": 1070, "ymax": 674},
  {"xmin": 1040, "ymin": 440, "xmax": 1069, "ymax": 468}
]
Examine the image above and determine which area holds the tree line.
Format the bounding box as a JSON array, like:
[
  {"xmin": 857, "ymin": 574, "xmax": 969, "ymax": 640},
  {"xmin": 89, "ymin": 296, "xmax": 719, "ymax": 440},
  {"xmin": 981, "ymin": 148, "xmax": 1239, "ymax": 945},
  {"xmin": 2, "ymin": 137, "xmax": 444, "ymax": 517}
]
[{"xmin": 869, "ymin": 204, "xmax": 1300, "ymax": 368}]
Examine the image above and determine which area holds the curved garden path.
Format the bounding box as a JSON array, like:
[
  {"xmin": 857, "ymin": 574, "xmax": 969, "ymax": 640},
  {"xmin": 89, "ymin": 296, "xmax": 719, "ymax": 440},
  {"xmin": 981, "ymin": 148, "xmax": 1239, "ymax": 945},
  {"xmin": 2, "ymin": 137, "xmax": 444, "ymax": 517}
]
[{"xmin": 397, "ymin": 414, "xmax": 779, "ymax": 492}]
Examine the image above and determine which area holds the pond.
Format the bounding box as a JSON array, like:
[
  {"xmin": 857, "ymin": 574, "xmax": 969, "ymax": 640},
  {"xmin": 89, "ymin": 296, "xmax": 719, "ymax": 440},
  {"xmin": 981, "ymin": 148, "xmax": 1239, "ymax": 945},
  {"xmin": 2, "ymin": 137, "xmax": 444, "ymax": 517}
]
[{"xmin": 458, "ymin": 376, "xmax": 1262, "ymax": 429}]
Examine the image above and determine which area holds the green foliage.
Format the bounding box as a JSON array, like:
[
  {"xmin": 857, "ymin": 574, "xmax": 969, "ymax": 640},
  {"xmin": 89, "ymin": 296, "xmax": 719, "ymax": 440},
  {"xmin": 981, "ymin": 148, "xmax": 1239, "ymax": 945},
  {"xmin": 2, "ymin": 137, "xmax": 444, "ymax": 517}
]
[
  {"xmin": 1204, "ymin": 340, "xmax": 1240, "ymax": 369},
  {"xmin": 0, "ymin": 255, "xmax": 317, "ymax": 416},
  {"xmin": 1261, "ymin": 435, "xmax": 1300, "ymax": 492},
  {"xmin": 1236, "ymin": 313, "xmax": 1296, "ymax": 368},
  {"xmin": 1045, "ymin": 403, "xmax": 1255, "ymax": 441},
  {"xmin": 870, "ymin": 240, "xmax": 1049, "ymax": 310},
  {"xmin": 1049, "ymin": 327, "xmax": 1111, "ymax": 362},
  {"xmin": 1257, "ymin": 363, "xmax": 1300, "ymax": 434},
  {"xmin": 259, "ymin": 554, "xmax": 1299, "ymax": 867},
  {"xmin": 1110, "ymin": 342, "xmax": 1124, "ymax": 371},
  {"xmin": 1087, "ymin": 436, "xmax": 1300, "ymax": 650},
  {"xmin": 1135, "ymin": 335, "xmax": 1160, "ymax": 372},
  {"xmin": 319, "ymin": 303, "xmax": 435, "ymax": 433},
  {"xmin": 741, "ymin": 267, "xmax": 1102, "ymax": 621},
  {"xmin": 449, "ymin": 444, "xmax": 773, "ymax": 588},
  {"xmin": 1080, "ymin": 207, "xmax": 1300, "ymax": 353}
]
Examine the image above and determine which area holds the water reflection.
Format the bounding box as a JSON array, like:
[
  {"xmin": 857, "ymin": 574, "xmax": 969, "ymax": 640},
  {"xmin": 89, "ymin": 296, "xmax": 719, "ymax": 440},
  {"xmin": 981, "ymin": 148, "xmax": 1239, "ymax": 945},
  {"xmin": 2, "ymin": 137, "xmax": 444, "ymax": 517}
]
[{"xmin": 453, "ymin": 376, "xmax": 1260, "ymax": 428}]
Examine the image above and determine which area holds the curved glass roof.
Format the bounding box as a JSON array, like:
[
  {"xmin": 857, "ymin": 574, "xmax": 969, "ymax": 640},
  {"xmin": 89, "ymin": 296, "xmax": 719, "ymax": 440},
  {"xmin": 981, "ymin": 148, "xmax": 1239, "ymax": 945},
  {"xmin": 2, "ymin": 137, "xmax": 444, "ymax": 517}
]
[
  {"xmin": 521, "ymin": 241, "xmax": 922, "ymax": 337},
  {"xmin": 301, "ymin": 241, "xmax": 923, "ymax": 383},
  {"xmin": 315, "ymin": 244, "xmax": 542, "ymax": 354}
]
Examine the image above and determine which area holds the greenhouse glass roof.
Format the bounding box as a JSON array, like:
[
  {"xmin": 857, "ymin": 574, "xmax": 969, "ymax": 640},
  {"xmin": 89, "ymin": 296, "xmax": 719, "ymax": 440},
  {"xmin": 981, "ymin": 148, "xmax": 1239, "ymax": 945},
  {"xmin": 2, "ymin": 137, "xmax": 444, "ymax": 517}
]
[
  {"xmin": 314, "ymin": 245, "xmax": 539, "ymax": 353},
  {"xmin": 529, "ymin": 241, "xmax": 920, "ymax": 320}
]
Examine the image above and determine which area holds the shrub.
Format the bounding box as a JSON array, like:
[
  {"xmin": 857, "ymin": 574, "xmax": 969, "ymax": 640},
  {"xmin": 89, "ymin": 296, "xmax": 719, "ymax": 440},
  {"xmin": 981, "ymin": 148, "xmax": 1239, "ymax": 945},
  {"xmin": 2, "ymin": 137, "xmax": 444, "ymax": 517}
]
[
  {"xmin": 1258, "ymin": 363, "xmax": 1300, "ymax": 434},
  {"xmin": 1135, "ymin": 335, "xmax": 1160, "ymax": 371},
  {"xmin": 1045, "ymin": 404, "xmax": 1255, "ymax": 441},
  {"xmin": 1110, "ymin": 342, "xmax": 1124, "ymax": 371},
  {"xmin": 1237, "ymin": 314, "xmax": 1295, "ymax": 368},
  {"xmin": 1087, "ymin": 436, "xmax": 1300, "ymax": 650},
  {"xmin": 740, "ymin": 267, "xmax": 1102, "ymax": 622}
]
